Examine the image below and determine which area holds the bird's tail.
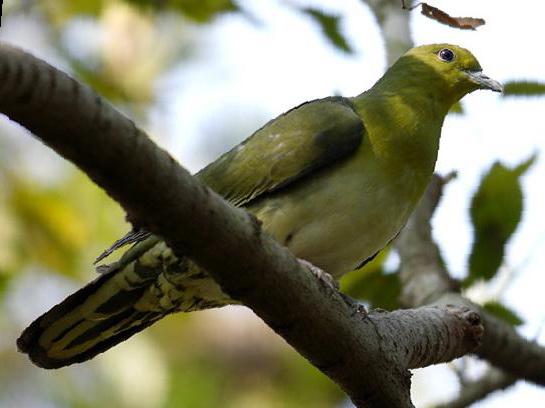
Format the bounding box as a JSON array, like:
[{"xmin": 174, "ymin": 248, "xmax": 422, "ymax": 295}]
[{"xmin": 17, "ymin": 239, "xmax": 230, "ymax": 369}]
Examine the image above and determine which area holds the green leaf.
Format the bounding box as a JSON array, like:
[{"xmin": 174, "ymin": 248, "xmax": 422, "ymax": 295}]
[
  {"xmin": 301, "ymin": 8, "xmax": 353, "ymax": 54},
  {"xmin": 0, "ymin": 274, "xmax": 10, "ymax": 300},
  {"xmin": 502, "ymin": 81, "xmax": 545, "ymax": 97},
  {"xmin": 514, "ymin": 153, "xmax": 538, "ymax": 176},
  {"xmin": 126, "ymin": 0, "xmax": 238, "ymax": 22},
  {"xmin": 465, "ymin": 155, "xmax": 536, "ymax": 286},
  {"xmin": 482, "ymin": 301, "xmax": 524, "ymax": 326},
  {"xmin": 448, "ymin": 101, "xmax": 464, "ymax": 114},
  {"xmin": 41, "ymin": 0, "xmax": 105, "ymax": 26}
]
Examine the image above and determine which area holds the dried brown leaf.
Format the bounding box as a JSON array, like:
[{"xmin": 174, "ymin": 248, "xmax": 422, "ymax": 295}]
[{"xmin": 420, "ymin": 3, "xmax": 485, "ymax": 30}]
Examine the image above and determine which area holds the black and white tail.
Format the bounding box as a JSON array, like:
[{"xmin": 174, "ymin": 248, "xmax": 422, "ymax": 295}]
[{"xmin": 17, "ymin": 238, "xmax": 230, "ymax": 369}]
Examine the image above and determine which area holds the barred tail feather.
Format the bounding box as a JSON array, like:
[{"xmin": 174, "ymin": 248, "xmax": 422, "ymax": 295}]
[
  {"xmin": 17, "ymin": 236, "xmax": 232, "ymax": 368},
  {"xmin": 17, "ymin": 240, "xmax": 232, "ymax": 369},
  {"xmin": 17, "ymin": 267, "xmax": 166, "ymax": 369}
]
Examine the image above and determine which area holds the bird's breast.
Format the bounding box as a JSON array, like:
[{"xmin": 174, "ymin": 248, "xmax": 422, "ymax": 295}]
[{"xmin": 248, "ymin": 147, "xmax": 429, "ymax": 279}]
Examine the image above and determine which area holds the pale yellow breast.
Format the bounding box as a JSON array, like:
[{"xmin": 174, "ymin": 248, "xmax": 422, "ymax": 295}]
[{"xmin": 248, "ymin": 140, "xmax": 428, "ymax": 278}]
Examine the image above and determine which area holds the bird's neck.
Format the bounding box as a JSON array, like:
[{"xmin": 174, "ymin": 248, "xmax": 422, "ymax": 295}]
[
  {"xmin": 370, "ymin": 56, "xmax": 467, "ymax": 110},
  {"xmin": 350, "ymin": 86, "xmax": 448, "ymax": 187}
]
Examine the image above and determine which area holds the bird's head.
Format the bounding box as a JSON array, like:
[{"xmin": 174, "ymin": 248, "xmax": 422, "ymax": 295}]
[{"xmin": 401, "ymin": 44, "xmax": 503, "ymax": 102}]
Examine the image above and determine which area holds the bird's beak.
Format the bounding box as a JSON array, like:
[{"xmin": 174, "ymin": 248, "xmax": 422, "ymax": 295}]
[{"xmin": 465, "ymin": 70, "xmax": 503, "ymax": 92}]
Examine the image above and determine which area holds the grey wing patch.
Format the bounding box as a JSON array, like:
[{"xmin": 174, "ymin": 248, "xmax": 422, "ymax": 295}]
[
  {"xmin": 94, "ymin": 228, "xmax": 151, "ymax": 265},
  {"xmin": 198, "ymin": 96, "xmax": 364, "ymax": 208}
]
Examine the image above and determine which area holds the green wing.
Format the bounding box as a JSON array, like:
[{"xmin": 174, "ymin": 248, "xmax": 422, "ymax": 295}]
[
  {"xmin": 198, "ymin": 96, "xmax": 365, "ymax": 207},
  {"xmin": 96, "ymin": 96, "xmax": 364, "ymax": 262}
]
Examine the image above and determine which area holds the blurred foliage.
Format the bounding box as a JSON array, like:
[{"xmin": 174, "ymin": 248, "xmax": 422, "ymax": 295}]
[
  {"xmin": 465, "ymin": 154, "xmax": 536, "ymax": 287},
  {"xmin": 27, "ymin": 1, "xmax": 198, "ymax": 108},
  {"xmin": 26, "ymin": 0, "xmax": 357, "ymax": 105},
  {"xmin": 40, "ymin": 0, "xmax": 105, "ymax": 25},
  {"xmin": 0, "ymin": 169, "xmax": 127, "ymax": 281},
  {"xmin": 42, "ymin": 0, "xmax": 238, "ymax": 25},
  {"xmin": 502, "ymin": 80, "xmax": 545, "ymax": 97},
  {"xmin": 127, "ymin": 0, "xmax": 239, "ymax": 22},
  {"xmin": 482, "ymin": 300, "xmax": 524, "ymax": 327},
  {"xmin": 301, "ymin": 8, "xmax": 353, "ymax": 54},
  {"xmin": 9, "ymin": 176, "xmax": 88, "ymax": 274},
  {"xmin": 165, "ymin": 346, "xmax": 342, "ymax": 407}
]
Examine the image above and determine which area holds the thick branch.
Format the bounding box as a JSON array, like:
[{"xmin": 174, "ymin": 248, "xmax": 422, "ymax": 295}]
[
  {"xmin": 367, "ymin": 0, "xmax": 414, "ymax": 65},
  {"xmin": 396, "ymin": 174, "xmax": 545, "ymax": 385},
  {"xmin": 372, "ymin": 306, "xmax": 482, "ymax": 370},
  {"xmin": 0, "ymin": 43, "xmax": 482, "ymax": 407}
]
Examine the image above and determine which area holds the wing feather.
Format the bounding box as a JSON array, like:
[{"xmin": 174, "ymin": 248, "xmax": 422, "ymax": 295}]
[
  {"xmin": 98, "ymin": 96, "xmax": 364, "ymax": 259},
  {"xmin": 198, "ymin": 96, "xmax": 364, "ymax": 207}
]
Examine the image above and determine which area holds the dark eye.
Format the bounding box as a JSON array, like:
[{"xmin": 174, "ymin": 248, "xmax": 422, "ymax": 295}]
[{"xmin": 438, "ymin": 48, "xmax": 455, "ymax": 62}]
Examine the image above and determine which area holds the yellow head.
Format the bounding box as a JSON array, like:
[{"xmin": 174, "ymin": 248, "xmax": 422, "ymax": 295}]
[
  {"xmin": 375, "ymin": 44, "xmax": 502, "ymax": 108},
  {"xmin": 408, "ymin": 43, "xmax": 501, "ymax": 91}
]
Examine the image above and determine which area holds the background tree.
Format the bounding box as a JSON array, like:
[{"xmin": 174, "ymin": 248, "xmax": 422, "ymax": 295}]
[{"xmin": 1, "ymin": 0, "xmax": 544, "ymax": 407}]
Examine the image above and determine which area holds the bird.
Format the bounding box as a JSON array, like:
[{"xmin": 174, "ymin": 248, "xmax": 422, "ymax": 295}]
[{"xmin": 17, "ymin": 44, "xmax": 502, "ymax": 369}]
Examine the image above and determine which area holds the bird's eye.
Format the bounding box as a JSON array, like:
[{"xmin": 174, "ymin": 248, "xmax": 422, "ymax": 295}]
[{"xmin": 438, "ymin": 48, "xmax": 455, "ymax": 62}]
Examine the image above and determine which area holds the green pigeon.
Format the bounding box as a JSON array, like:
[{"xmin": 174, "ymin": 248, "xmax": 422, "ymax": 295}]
[{"xmin": 18, "ymin": 44, "xmax": 502, "ymax": 368}]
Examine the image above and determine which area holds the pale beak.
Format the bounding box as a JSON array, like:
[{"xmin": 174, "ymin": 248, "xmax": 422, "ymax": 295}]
[{"xmin": 465, "ymin": 70, "xmax": 503, "ymax": 92}]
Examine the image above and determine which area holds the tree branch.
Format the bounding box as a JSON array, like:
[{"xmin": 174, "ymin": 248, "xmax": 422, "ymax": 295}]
[
  {"xmin": 436, "ymin": 367, "xmax": 516, "ymax": 408},
  {"xmin": 366, "ymin": 0, "xmax": 414, "ymax": 65},
  {"xmin": 396, "ymin": 174, "xmax": 545, "ymax": 386},
  {"xmin": 0, "ymin": 43, "xmax": 482, "ymax": 408},
  {"xmin": 374, "ymin": 306, "xmax": 482, "ymax": 370}
]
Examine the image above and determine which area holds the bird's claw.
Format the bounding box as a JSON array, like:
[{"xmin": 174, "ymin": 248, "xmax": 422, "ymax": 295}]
[{"xmin": 299, "ymin": 259, "xmax": 339, "ymax": 290}]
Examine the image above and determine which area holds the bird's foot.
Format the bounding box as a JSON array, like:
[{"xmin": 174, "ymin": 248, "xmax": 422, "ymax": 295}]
[{"xmin": 299, "ymin": 259, "xmax": 339, "ymax": 290}]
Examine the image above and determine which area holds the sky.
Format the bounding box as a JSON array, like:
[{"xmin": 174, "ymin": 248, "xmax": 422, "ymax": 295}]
[{"xmin": 2, "ymin": 0, "xmax": 545, "ymax": 406}]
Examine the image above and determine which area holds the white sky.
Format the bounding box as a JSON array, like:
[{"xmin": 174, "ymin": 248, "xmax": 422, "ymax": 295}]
[{"xmin": 158, "ymin": 1, "xmax": 545, "ymax": 406}]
